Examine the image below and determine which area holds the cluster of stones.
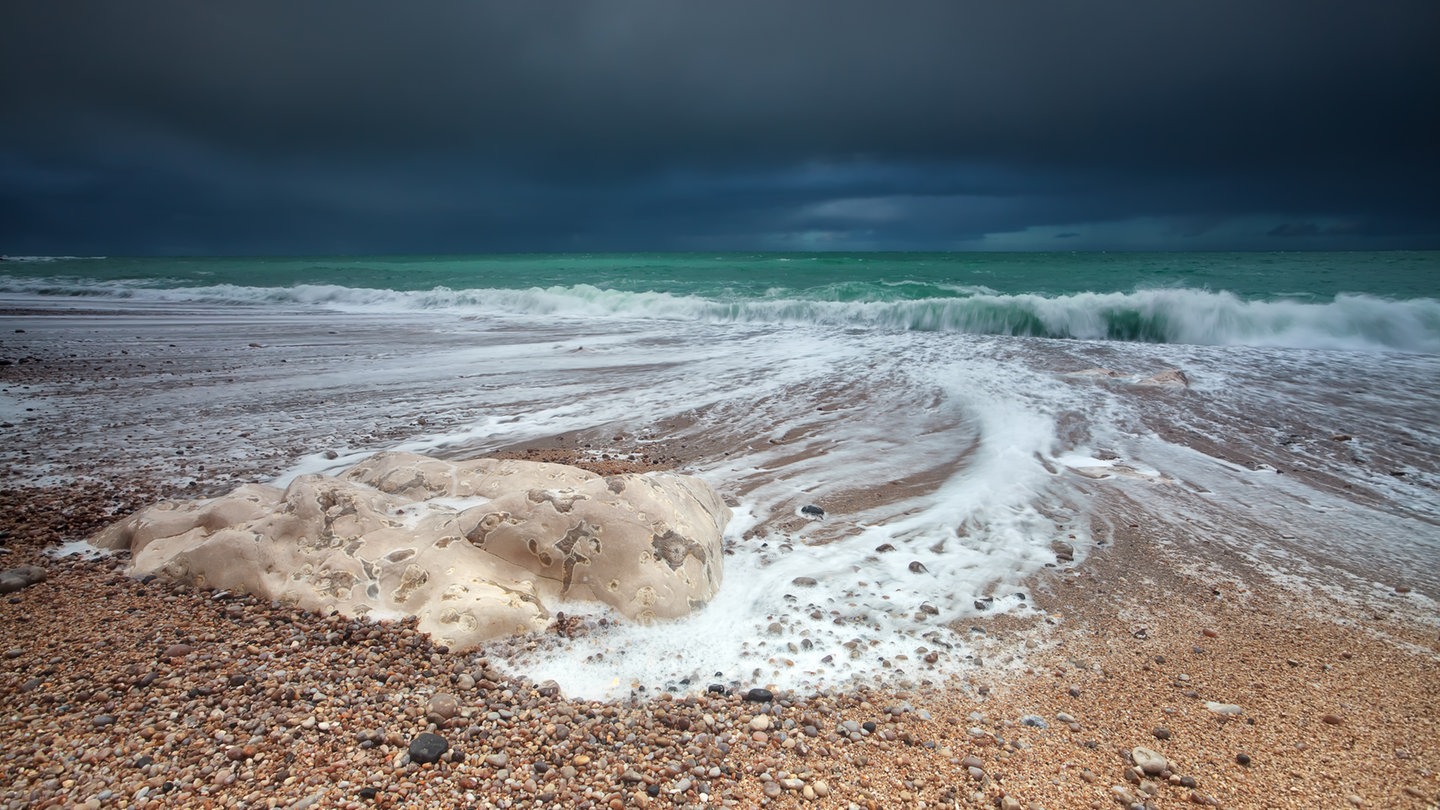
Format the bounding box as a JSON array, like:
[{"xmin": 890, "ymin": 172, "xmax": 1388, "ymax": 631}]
[{"xmin": 3, "ymin": 551, "xmax": 1027, "ymax": 809}]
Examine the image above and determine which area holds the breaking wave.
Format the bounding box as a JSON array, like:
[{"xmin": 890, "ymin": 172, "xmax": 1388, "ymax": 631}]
[{"xmin": 4, "ymin": 275, "xmax": 1438, "ymax": 353}]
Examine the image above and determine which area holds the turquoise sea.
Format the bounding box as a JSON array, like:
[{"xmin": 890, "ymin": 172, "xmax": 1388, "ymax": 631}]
[{"xmin": 3, "ymin": 251, "xmax": 1438, "ymax": 351}]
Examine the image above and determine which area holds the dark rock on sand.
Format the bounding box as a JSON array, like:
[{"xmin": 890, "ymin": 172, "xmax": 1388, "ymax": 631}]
[
  {"xmin": 408, "ymin": 732, "xmax": 449, "ymax": 764},
  {"xmin": 800, "ymin": 504, "xmax": 825, "ymax": 517},
  {"xmin": 0, "ymin": 565, "xmax": 46, "ymax": 594},
  {"xmin": 744, "ymin": 688, "xmax": 774, "ymax": 702}
]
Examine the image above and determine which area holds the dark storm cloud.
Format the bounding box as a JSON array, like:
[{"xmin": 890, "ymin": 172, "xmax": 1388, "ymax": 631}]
[{"xmin": 2, "ymin": 0, "xmax": 1438, "ymax": 253}]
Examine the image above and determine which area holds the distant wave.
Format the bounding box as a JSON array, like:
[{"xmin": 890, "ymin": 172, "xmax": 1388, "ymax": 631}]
[
  {"xmin": 3, "ymin": 275, "xmax": 1438, "ymax": 353},
  {"xmin": 0, "ymin": 255, "xmax": 106, "ymax": 263}
]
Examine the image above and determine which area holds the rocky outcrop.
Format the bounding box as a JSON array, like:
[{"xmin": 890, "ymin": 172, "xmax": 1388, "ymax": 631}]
[{"xmin": 91, "ymin": 451, "xmax": 729, "ymax": 650}]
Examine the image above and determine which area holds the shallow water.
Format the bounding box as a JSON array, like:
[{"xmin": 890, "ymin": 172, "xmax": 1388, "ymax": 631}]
[{"xmin": 3, "ymin": 258, "xmax": 1438, "ymax": 698}]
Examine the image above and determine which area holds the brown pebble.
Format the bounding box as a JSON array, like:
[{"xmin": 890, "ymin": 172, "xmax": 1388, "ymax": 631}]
[{"xmin": 1321, "ymin": 713, "xmax": 1344, "ymax": 725}]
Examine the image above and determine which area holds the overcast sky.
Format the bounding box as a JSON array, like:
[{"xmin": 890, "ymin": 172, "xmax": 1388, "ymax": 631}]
[{"xmin": 3, "ymin": 1, "xmax": 1438, "ymax": 254}]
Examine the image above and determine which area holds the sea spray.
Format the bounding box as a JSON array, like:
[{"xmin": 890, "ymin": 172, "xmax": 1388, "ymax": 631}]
[{"xmin": 4, "ymin": 272, "xmax": 1437, "ymax": 352}]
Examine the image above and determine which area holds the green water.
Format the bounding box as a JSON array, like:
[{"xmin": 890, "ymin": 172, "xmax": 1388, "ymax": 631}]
[{"xmin": 6, "ymin": 251, "xmax": 1439, "ymax": 301}]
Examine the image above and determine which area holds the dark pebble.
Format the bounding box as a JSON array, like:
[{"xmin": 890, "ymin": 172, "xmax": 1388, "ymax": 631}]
[
  {"xmin": 707, "ymin": 684, "xmax": 729, "ymax": 695},
  {"xmin": 862, "ymin": 721, "xmax": 877, "ymax": 733},
  {"xmin": 358, "ymin": 787, "xmax": 378, "ymax": 800},
  {"xmin": 744, "ymin": 688, "xmax": 774, "ymax": 702},
  {"xmin": 407, "ymin": 732, "xmax": 449, "ymax": 764},
  {"xmin": 1236, "ymin": 753, "xmax": 1251, "ymax": 766},
  {"xmin": 134, "ymin": 755, "xmax": 153, "ymax": 769},
  {"xmin": 1153, "ymin": 727, "xmax": 1172, "ymax": 740},
  {"xmin": 800, "ymin": 504, "xmax": 825, "ymax": 517}
]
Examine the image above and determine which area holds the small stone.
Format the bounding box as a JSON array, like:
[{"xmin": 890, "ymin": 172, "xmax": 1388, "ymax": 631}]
[
  {"xmin": 909, "ymin": 561, "xmax": 929, "ymax": 574},
  {"xmin": 456, "ymin": 673, "xmax": 475, "ymax": 690},
  {"xmin": 1321, "ymin": 713, "xmax": 1344, "ymax": 725},
  {"xmin": 800, "ymin": 504, "xmax": 825, "ymax": 517},
  {"xmin": 1001, "ymin": 797, "xmax": 1022, "ymax": 810},
  {"xmin": 485, "ymin": 753, "xmax": 509, "ymax": 767},
  {"xmin": 749, "ymin": 715, "xmax": 771, "ymax": 731},
  {"xmin": 1056, "ymin": 712, "xmax": 1076, "ymax": 724},
  {"xmin": 1131, "ymin": 746, "xmax": 1168, "ymax": 776},
  {"xmin": 92, "ymin": 715, "xmax": 116, "ymax": 727},
  {"xmin": 1236, "ymin": 752, "xmax": 1251, "ymax": 766},
  {"xmin": 813, "ymin": 780, "xmax": 831, "ymax": 798},
  {"xmin": 426, "ymin": 693, "xmax": 459, "ymax": 720},
  {"xmin": 1204, "ymin": 702, "xmax": 1243, "ymax": 716},
  {"xmin": 791, "ymin": 576, "xmax": 818, "ymax": 587},
  {"xmin": 621, "ymin": 769, "xmax": 646, "ymax": 783},
  {"xmin": 744, "ymin": 688, "xmax": 774, "ymax": 702},
  {"xmin": 1020, "ymin": 715, "xmax": 1048, "ymax": 729},
  {"xmin": 407, "ymin": 732, "xmax": 448, "ymax": 764},
  {"xmin": 1152, "ymin": 727, "xmax": 1172, "ymax": 740},
  {"xmin": 160, "ymin": 643, "xmax": 194, "ymax": 659}
]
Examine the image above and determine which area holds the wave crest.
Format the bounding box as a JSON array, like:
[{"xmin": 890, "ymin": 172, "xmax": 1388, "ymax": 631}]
[{"xmin": 3, "ymin": 275, "xmax": 1437, "ymax": 353}]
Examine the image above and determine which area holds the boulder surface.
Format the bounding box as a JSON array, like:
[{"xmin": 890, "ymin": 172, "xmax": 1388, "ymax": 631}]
[{"xmin": 91, "ymin": 451, "xmax": 729, "ymax": 649}]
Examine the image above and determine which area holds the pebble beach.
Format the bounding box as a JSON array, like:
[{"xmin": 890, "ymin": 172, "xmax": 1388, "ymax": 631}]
[
  {"xmin": 3, "ymin": 468, "xmax": 1437, "ymax": 810},
  {"xmin": 3, "ymin": 291, "xmax": 1440, "ymax": 809}
]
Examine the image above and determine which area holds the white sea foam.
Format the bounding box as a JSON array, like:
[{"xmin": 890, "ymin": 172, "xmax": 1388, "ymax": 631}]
[
  {"xmin": 7, "ymin": 288, "xmax": 1438, "ymax": 700},
  {"xmin": 3, "ymin": 275, "xmax": 1437, "ymax": 352}
]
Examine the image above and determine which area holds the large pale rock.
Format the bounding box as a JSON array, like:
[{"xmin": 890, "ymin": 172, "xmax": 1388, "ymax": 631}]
[{"xmin": 91, "ymin": 451, "xmax": 730, "ymax": 650}]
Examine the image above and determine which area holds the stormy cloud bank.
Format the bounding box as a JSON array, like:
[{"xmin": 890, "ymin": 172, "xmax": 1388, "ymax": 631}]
[{"xmin": 2, "ymin": 1, "xmax": 1437, "ymax": 254}]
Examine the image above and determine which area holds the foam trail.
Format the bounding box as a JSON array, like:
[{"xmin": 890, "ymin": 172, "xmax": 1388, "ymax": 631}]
[{"xmin": 496, "ymin": 347, "xmax": 1092, "ymax": 699}]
